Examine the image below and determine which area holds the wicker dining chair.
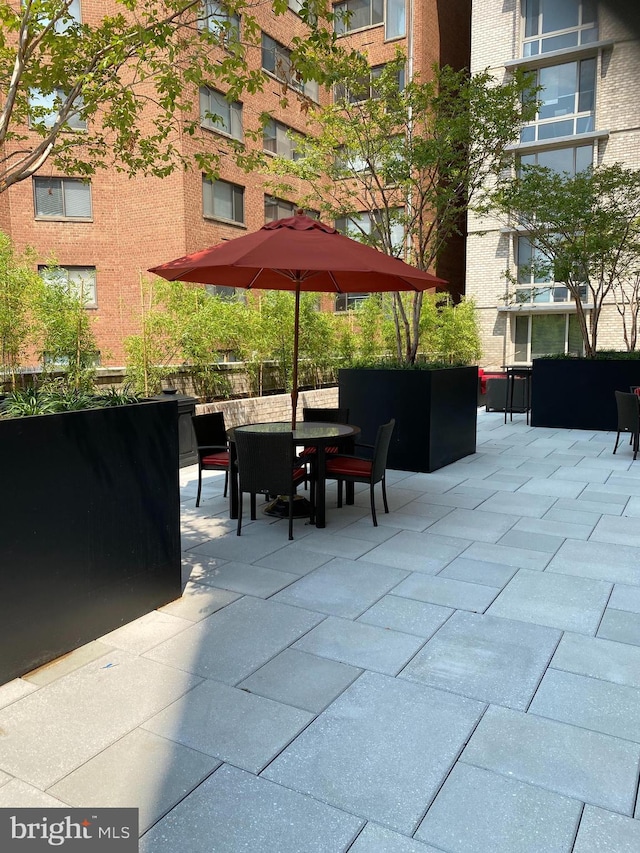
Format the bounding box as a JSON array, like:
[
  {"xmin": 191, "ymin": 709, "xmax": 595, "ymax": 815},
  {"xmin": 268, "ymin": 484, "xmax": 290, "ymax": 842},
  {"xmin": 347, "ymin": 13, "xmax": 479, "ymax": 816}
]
[
  {"xmin": 613, "ymin": 391, "xmax": 639, "ymax": 461},
  {"xmin": 324, "ymin": 418, "xmax": 395, "ymax": 526},
  {"xmin": 235, "ymin": 430, "xmax": 311, "ymax": 540},
  {"xmin": 192, "ymin": 412, "xmax": 230, "ymax": 507}
]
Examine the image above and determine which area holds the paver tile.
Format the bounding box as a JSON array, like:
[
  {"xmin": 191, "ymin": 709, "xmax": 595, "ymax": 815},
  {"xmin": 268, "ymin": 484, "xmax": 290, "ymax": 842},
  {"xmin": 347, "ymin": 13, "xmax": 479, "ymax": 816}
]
[
  {"xmin": 158, "ymin": 582, "xmax": 240, "ymax": 622},
  {"xmin": 49, "ymin": 729, "xmax": 220, "ymax": 833},
  {"xmin": 487, "ymin": 569, "xmax": 611, "ymax": 634},
  {"xmin": 609, "ymin": 582, "xmax": 640, "ymax": 613},
  {"xmin": 437, "ymin": 556, "xmax": 516, "ymax": 587},
  {"xmin": 139, "ymin": 764, "xmax": 363, "ymax": 853},
  {"xmin": 263, "ymin": 671, "xmax": 484, "ymax": 834},
  {"xmin": 145, "ymin": 596, "xmax": 324, "ymax": 684},
  {"xmin": 357, "ymin": 595, "xmax": 453, "ymax": 638},
  {"xmin": 292, "ymin": 616, "xmax": 424, "ymax": 675},
  {"xmin": 191, "ymin": 560, "xmax": 299, "ymax": 597},
  {"xmin": 349, "ymin": 824, "xmax": 441, "ymax": 852},
  {"xmin": 256, "ymin": 545, "xmax": 332, "ymax": 576},
  {"xmin": 530, "ymin": 668, "xmax": 640, "ymax": 742},
  {"xmin": 401, "ymin": 611, "xmax": 559, "ymax": 709},
  {"xmin": 421, "ymin": 508, "xmax": 516, "ymax": 543},
  {"xmin": 272, "ymin": 557, "xmax": 408, "ymax": 618},
  {"xmin": 358, "ymin": 531, "xmax": 469, "ymax": 573},
  {"xmin": 142, "ymin": 679, "xmax": 313, "ymax": 774},
  {"xmin": 550, "ymin": 632, "xmax": 640, "ymax": 689},
  {"xmin": 546, "ymin": 539, "xmax": 640, "ymax": 585},
  {"xmin": 597, "ymin": 609, "xmax": 640, "ymax": 646},
  {"xmin": 237, "ymin": 648, "xmax": 362, "ymax": 712},
  {"xmin": 461, "ymin": 541, "xmax": 551, "ymax": 571},
  {"xmin": 475, "ymin": 491, "xmax": 557, "ymax": 518},
  {"xmin": 392, "ymin": 574, "xmax": 500, "ymax": 613},
  {"xmin": 590, "ymin": 514, "xmax": 640, "ymax": 548},
  {"xmin": 573, "ymin": 805, "xmax": 640, "ymax": 853},
  {"xmin": 0, "ymin": 779, "xmax": 69, "ymax": 808},
  {"xmin": 462, "ymin": 705, "xmax": 640, "ymax": 815},
  {"xmin": 416, "ymin": 762, "xmax": 580, "ymax": 853}
]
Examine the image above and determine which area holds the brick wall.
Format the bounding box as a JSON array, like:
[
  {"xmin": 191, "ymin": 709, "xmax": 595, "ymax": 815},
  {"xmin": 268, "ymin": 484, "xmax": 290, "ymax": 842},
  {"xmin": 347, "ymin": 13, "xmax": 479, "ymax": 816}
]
[{"xmin": 196, "ymin": 386, "xmax": 339, "ymax": 428}]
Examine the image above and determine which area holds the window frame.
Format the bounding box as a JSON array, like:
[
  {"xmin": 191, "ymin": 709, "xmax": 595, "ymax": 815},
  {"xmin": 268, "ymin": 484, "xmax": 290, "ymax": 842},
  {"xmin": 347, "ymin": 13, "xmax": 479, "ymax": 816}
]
[
  {"xmin": 522, "ymin": 0, "xmax": 598, "ymax": 58},
  {"xmin": 202, "ymin": 176, "xmax": 245, "ymax": 225},
  {"xmin": 520, "ymin": 57, "xmax": 596, "ymax": 144},
  {"xmin": 38, "ymin": 265, "xmax": 98, "ymax": 309},
  {"xmin": 33, "ymin": 177, "xmax": 93, "ymax": 221},
  {"xmin": 261, "ymin": 33, "xmax": 319, "ymax": 101},
  {"xmin": 513, "ymin": 312, "xmax": 585, "ymax": 362},
  {"xmin": 198, "ymin": 1, "xmax": 241, "ymax": 43},
  {"xmin": 334, "ymin": 0, "xmax": 384, "ymax": 36},
  {"xmin": 334, "ymin": 63, "xmax": 404, "ymax": 104},
  {"xmin": 29, "ymin": 88, "xmax": 86, "ymax": 131},
  {"xmin": 262, "ymin": 118, "xmax": 303, "ymax": 160},
  {"xmin": 199, "ymin": 86, "xmax": 243, "ymax": 140}
]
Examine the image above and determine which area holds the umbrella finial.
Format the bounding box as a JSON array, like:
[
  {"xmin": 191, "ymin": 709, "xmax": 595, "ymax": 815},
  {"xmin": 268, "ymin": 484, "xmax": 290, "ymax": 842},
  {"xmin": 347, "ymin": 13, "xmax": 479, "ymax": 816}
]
[{"xmin": 295, "ymin": 208, "xmax": 305, "ymax": 215}]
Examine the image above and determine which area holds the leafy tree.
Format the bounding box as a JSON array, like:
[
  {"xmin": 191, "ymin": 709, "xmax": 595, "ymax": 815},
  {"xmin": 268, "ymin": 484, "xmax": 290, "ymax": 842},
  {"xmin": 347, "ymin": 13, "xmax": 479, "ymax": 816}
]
[
  {"xmin": 0, "ymin": 0, "xmax": 339, "ymax": 190},
  {"xmin": 491, "ymin": 162, "xmax": 640, "ymax": 358},
  {"xmin": 259, "ymin": 55, "xmax": 536, "ymax": 362},
  {"xmin": 0, "ymin": 233, "xmax": 42, "ymax": 389},
  {"xmin": 33, "ymin": 265, "xmax": 99, "ymax": 390}
]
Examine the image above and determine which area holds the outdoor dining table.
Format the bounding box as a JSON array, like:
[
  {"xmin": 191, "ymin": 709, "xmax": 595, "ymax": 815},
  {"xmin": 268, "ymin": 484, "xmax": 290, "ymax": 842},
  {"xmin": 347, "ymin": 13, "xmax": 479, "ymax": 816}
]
[{"xmin": 227, "ymin": 421, "xmax": 361, "ymax": 529}]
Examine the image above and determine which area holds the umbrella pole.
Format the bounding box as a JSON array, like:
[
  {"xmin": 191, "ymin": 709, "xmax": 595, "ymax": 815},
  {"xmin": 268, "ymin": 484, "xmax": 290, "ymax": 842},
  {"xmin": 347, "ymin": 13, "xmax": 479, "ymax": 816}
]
[{"xmin": 291, "ymin": 284, "xmax": 300, "ymax": 428}]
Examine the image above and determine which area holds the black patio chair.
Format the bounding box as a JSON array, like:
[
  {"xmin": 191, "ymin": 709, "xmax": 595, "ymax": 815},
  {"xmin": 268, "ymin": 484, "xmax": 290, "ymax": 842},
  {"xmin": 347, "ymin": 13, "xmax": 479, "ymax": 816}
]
[
  {"xmin": 192, "ymin": 412, "xmax": 230, "ymax": 506},
  {"xmin": 298, "ymin": 407, "xmax": 351, "ymax": 475},
  {"xmin": 613, "ymin": 391, "xmax": 639, "ymax": 461},
  {"xmin": 324, "ymin": 418, "xmax": 395, "ymax": 526},
  {"xmin": 235, "ymin": 430, "xmax": 311, "ymax": 540}
]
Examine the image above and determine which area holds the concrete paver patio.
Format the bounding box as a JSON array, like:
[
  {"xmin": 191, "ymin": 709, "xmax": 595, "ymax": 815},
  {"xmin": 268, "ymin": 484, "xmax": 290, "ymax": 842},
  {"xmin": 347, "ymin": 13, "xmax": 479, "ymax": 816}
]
[{"xmin": 2, "ymin": 410, "xmax": 640, "ymax": 851}]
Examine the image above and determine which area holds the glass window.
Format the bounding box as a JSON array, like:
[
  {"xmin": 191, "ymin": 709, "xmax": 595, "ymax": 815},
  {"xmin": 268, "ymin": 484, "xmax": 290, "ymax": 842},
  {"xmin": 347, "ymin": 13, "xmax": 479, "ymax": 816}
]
[
  {"xmin": 265, "ymin": 196, "xmax": 296, "ymax": 221},
  {"xmin": 29, "ymin": 89, "xmax": 86, "ymax": 130},
  {"xmin": 334, "ymin": 0, "xmax": 384, "ymax": 34},
  {"xmin": 523, "ymin": 0, "xmax": 597, "ymax": 56},
  {"xmin": 39, "ymin": 265, "xmax": 97, "ymax": 307},
  {"xmin": 261, "ymin": 33, "xmax": 318, "ymax": 101},
  {"xmin": 385, "ymin": 0, "xmax": 405, "ymax": 39},
  {"xmin": 519, "ymin": 144, "xmax": 592, "ymax": 174},
  {"xmin": 33, "ymin": 178, "xmax": 92, "ymax": 219},
  {"xmin": 202, "ymin": 177, "xmax": 244, "ymax": 223},
  {"xmin": 336, "ymin": 209, "xmax": 404, "ymax": 255},
  {"xmin": 199, "ymin": 88, "xmax": 242, "ymax": 139},
  {"xmin": 335, "ymin": 62, "xmax": 404, "ymax": 103},
  {"xmin": 199, "ymin": 1, "xmax": 240, "ymax": 42},
  {"xmin": 513, "ymin": 313, "xmax": 585, "ymax": 361},
  {"xmin": 263, "ymin": 119, "xmax": 302, "ymax": 160},
  {"xmin": 521, "ymin": 59, "xmax": 596, "ymax": 143}
]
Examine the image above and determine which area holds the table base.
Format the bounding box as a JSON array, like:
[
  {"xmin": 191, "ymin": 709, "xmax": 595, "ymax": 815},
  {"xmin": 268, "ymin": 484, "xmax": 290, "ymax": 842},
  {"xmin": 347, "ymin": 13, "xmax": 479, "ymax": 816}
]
[{"xmin": 263, "ymin": 494, "xmax": 312, "ymax": 519}]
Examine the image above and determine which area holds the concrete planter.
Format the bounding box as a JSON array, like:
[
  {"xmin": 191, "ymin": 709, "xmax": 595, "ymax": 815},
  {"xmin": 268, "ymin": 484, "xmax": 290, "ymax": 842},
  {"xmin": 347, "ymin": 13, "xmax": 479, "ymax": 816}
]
[
  {"xmin": 338, "ymin": 367, "xmax": 478, "ymax": 473},
  {"xmin": 0, "ymin": 401, "xmax": 182, "ymax": 685},
  {"xmin": 531, "ymin": 358, "xmax": 640, "ymax": 431}
]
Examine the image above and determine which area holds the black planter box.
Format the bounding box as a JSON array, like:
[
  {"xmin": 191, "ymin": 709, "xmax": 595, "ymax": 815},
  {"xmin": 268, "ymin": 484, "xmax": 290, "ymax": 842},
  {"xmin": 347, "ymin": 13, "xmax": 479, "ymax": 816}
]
[
  {"xmin": 338, "ymin": 367, "xmax": 478, "ymax": 473},
  {"xmin": 0, "ymin": 401, "xmax": 181, "ymax": 685},
  {"xmin": 531, "ymin": 358, "xmax": 640, "ymax": 431},
  {"xmin": 485, "ymin": 377, "xmax": 528, "ymax": 413}
]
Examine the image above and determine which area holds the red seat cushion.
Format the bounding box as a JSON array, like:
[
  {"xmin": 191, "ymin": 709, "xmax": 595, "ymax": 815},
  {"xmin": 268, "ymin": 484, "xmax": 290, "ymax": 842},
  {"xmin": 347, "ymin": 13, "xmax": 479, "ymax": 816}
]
[
  {"xmin": 299, "ymin": 446, "xmax": 339, "ymax": 457},
  {"xmin": 325, "ymin": 457, "xmax": 372, "ymax": 478},
  {"xmin": 292, "ymin": 466, "xmax": 307, "ymax": 484},
  {"xmin": 201, "ymin": 451, "xmax": 229, "ymax": 467}
]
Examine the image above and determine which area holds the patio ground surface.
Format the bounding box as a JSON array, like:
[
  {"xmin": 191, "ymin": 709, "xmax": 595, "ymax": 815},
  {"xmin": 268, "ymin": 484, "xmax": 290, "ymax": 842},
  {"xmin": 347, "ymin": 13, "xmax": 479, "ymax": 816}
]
[{"xmin": 1, "ymin": 410, "xmax": 640, "ymax": 852}]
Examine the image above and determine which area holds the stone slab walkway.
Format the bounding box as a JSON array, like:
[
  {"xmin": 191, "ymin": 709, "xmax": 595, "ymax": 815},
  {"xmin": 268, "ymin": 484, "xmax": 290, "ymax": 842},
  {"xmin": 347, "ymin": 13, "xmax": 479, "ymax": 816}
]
[{"xmin": 1, "ymin": 410, "xmax": 640, "ymax": 852}]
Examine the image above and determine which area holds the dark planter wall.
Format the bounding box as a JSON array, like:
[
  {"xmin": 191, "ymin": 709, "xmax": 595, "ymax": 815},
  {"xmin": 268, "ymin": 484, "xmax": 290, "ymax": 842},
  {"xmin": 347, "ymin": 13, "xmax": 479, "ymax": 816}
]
[
  {"xmin": 0, "ymin": 401, "xmax": 181, "ymax": 685},
  {"xmin": 338, "ymin": 367, "xmax": 478, "ymax": 473},
  {"xmin": 531, "ymin": 359, "xmax": 640, "ymax": 431}
]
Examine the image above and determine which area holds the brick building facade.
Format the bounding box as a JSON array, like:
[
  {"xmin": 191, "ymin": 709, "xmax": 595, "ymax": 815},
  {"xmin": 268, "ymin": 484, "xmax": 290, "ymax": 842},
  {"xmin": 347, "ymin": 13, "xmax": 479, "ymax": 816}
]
[
  {"xmin": 467, "ymin": 0, "xmax": 640, "ymax": 369},
  {"xmin": 0, "ymin": 0, "xmax": 471, "ymax": 367}
]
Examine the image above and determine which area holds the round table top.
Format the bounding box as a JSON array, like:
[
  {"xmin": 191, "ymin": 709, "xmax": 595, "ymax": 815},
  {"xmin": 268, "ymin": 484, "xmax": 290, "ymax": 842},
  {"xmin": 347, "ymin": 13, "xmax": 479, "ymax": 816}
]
[{"xmin": 229, "ymin": 421, "xmax": 359, "ymax": 441}]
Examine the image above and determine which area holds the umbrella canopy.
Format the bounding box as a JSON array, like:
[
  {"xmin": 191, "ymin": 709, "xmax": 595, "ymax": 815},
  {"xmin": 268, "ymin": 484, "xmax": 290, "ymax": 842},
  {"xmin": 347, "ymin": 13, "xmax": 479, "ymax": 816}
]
[{"xmin": 149, "ymin": 211, "xmax": 446, "ymax": 425}]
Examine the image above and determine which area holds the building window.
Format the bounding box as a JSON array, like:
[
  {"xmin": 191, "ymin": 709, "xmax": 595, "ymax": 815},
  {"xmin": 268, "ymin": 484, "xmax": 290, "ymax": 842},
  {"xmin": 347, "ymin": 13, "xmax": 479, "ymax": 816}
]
[
  {"xmin": 519, "ymin": 143, "xmax": 592, "ymax": 174},
  {"xmin": 514, "ymin": 313, "xmax": 584, "ymax": 362},
  {"xmin": 514, "ymin": 236, "xmax": 588, "ymax": 305},
  {"xmin": 202, "ymin": 177, "xmax": 244, "ymax": 224},
  {"xmin": 336, "ymin": 210, "xmax": 404, "ymax": 255},
  {"xmin": 198, "ymin": 1, "xmax": 240, "ymax": 42},
  {"xmin": 199, "ymin": 87, "xmax": 243, "ymax": 139},
  {"xmin": 263, "ymin": 119, "xmax": 302, "ymax": 160},
  {"xmin": 265, "ymin": 196, "xmax": 296, "ymax": 222},
  {"xmin": 334, "ymin": 0, "xmax": 384, "ymax": 35},
  {"xmin": 523, "ymin": 0, "xmax": 597, "ymax": 57},
  {"xmin": 521, "ymin": 58, "xmax": 596, "ymax": 143},
  {"xmin": 29, "ymin": 89, "xmax": 86, "ymax": 130},
  {"xmin": 385, "ymin": 0, "xmax": 405, "ymax": 39},
  {"xmin": 33, "ymin": 178, "xmax": 92, "ymax": 219},
  {"xmin": 335, "ymin": 62, "xmax": 404, "ymax": 103},
  {"xmin": 261, "ymin": 33, "xmax": 319, "ymax": 101},
  {"xmin": 38, "ymin": 265, "xmax": 97, "ymax": 308}
]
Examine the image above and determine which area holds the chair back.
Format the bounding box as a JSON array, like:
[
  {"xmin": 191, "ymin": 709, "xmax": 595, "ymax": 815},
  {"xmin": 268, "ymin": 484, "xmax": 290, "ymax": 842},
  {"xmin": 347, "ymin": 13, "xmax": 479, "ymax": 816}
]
[
  {"xmin": 192, "ymin": 411, "xmax": 227, "ymax": 447},
  {"xmin": 371, "ymin": 419, "xmax": 395, "ymax": 484},
  {"xmin": 235, "ymin": 430, "xmax": 298, "ymax": 496},
  {"xmin": 615, "ymin": 391, "xmax": 640, "ymax": 434},
  {"xmin": 303, "ymin": 407, "xmax": 350, "ymax": 424}
]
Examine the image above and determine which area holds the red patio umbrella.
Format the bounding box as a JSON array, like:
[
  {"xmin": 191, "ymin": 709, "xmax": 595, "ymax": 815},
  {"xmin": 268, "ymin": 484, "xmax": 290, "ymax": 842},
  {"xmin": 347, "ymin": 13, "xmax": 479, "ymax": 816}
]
[{"xmin": 149, "ymin": 211, "xmax": 446, "ymax": 426}]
